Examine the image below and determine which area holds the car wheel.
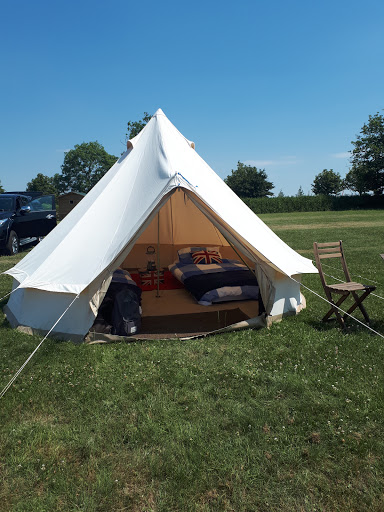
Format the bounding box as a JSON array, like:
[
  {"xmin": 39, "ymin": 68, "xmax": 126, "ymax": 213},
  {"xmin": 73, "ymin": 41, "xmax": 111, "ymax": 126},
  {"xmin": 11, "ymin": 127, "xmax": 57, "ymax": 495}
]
[{"xmin": 5, "ymin": 231, "xmax": 19, "ymax": 255}]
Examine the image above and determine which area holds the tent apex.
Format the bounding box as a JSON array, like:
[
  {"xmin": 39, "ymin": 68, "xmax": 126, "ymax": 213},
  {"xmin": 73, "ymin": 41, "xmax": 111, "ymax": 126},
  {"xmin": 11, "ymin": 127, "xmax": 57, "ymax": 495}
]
[{"xmin": 153, "ymin": 108, "xmax": 165, "ymax": 117}]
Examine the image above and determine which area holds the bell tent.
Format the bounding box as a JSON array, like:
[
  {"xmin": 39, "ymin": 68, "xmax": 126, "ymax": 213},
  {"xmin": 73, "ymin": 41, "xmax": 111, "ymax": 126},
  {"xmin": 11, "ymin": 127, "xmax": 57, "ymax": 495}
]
[{"xmin": 4, "ymin": 109, "xmax": 317, "ymax": 341}]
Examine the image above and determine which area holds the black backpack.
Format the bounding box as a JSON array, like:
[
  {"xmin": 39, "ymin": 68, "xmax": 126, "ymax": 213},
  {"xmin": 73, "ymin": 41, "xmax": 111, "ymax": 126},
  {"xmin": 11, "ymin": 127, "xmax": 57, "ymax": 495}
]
[{"xmin": 111, "ymin": 287, "xmax": 141, "ymax": 336}]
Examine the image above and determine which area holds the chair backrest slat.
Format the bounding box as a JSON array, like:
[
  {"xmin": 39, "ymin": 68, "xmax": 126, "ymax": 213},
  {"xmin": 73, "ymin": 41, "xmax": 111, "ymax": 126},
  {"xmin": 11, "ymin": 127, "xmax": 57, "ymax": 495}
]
[
  {"xmin": 317, "ymin": 247, "xmax": 342, "ymax": 254},
  {"xmin": 316, "ymin": 242, "xmax": 340, "ymax": 247},
  {"xmin": 319, "ymin": 253, "xmax": 342, "ymax": 259}
]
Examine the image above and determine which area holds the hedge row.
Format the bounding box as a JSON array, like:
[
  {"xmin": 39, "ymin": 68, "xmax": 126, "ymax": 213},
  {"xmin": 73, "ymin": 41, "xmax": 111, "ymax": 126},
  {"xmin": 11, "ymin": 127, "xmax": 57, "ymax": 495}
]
[{"xmin": 243, "ymin": 195, "xmax": 384, "ymax": 214}]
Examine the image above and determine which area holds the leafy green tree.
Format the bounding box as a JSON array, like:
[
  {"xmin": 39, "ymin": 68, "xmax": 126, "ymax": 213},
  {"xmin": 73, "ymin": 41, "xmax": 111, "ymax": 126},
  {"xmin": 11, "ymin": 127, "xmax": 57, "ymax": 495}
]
[
  {"xmin": 344, "ymin": 167, "xmax": 370, "ymax": 195},
  {"xmin": 296, "ymin": 186, "xmax": 304, "ymax": 197},
  {"xmin": 225, "ymin": 162, "xmax": 274, "ymax": 198},
  {"xmin": 277, "ymin": 189, "xmax": 285, "ymax": 197},
  {"xmin": 348, "ymin": 112, "xmax": 384, "ymax": 195},
  {"xmin": 0, "ymin": 180, "xmax": 4, "ymax": 193},
  {"xmin": 52, "ymin": 173, "xmax": 62, "ymax": 193},
  {"xmin": 311, "ymin": 169, "xmax": 344, "ymax": 195},
  {"xmin": 350, "ymin": 112, "xmax": 384, "ymax": 195},
  {"xmin": 126, "ymin": 112, "xmax": 151, "ymax": 140},
  {"xmin": 27, "ymin": 173, "xmax": 58, "ymax": 195},
  {"xmin": 59, "ymin": 142, "xmax": 117, "ymax": 194}
]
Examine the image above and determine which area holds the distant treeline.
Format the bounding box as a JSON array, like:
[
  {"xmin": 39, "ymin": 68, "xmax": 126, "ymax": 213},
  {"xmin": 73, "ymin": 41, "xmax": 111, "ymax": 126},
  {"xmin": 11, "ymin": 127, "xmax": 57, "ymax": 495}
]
[{"xmin": 243, "ymin": 195, "xmax": 384, "ymax": 214}]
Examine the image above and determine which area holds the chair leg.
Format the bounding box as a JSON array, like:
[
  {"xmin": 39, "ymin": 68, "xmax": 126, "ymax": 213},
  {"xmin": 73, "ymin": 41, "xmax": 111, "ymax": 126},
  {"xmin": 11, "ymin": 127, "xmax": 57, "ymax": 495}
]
[
  {"xmin": 322, "ymin": 293, "xmax": 349, "ymax": 328},
  {"xmin": 322, "ymin": 293, "xmax": 349, "ymax": 321},
  {"xmin": 346, "ymin": 290, "xmax": 372, "ymax": 324}
]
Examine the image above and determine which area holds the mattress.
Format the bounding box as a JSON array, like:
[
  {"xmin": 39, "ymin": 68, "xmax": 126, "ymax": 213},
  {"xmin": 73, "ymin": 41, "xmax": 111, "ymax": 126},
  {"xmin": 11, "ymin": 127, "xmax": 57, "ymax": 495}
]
[{"xmin": 169, "ymin": 259, "xmax": 259, "ymax": 305}]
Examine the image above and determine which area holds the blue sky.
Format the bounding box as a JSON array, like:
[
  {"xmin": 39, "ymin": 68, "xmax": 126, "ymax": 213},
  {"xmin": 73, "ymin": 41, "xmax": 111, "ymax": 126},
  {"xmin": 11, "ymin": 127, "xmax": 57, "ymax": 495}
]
[{"xmin": 1, "ymin": 0, "xmax": 383, "ymax": 196}]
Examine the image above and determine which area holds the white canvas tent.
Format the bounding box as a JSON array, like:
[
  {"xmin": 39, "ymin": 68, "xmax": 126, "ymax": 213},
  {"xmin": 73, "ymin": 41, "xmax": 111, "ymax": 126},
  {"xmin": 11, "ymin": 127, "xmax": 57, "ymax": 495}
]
[{"xmin": 4, "ymin": 109, "xmax": 317, "ymax": 341}]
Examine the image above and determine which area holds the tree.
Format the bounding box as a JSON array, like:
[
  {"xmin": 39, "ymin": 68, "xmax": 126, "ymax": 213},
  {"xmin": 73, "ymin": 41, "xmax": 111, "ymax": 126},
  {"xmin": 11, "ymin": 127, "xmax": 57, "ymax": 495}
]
[
  {"xmin": 277, "ymin": 189, "xmax": 285, "ymax": 197},
  {"xmin": 296, "ymin": 186, "xmax": 304, "ymax": 197},
  {"xmin": 0, "ymin": 180, "xmax": 4, "ymax": 193},
  {"xmin": 344, "ymin": 167, "xmax": 370, "ymax": 195},
  {"xmin": 350, "ymin": 112, "xmax": 384, "ymax": 195},
  {"xmin": 59, "ymin": 142, "xmax": 117, "ymax": 194},
  {"xmin": 27, "ymin": 173, "xmax": 58, "ymax": 195},
  {"xmin": 311, "ymin": 169, "xmax": 344, "ymax": 195},
  {"xmin": 126, "ymin": 112, "xmax": 151, "ymax": 140},
  {"xmin": 52, "ymin": 173, "xmax": 62, "ymax": 193},
  {"xmin": 225, "ymin": 162, "xmax": 274, "ymax": 198}
]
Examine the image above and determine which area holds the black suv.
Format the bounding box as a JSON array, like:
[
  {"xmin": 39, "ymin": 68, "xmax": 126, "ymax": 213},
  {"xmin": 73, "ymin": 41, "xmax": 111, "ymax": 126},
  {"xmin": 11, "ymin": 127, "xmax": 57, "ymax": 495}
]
[{"xmin": 0, "ymin": 192, "xmax": 57, "ymax": 255}]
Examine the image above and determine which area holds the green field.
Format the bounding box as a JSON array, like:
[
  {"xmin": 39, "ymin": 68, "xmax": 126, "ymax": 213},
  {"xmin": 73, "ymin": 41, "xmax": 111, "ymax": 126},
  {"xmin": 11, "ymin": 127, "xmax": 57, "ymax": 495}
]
[{"xmin": 1, "ymin": 210, "xmax": 384, "ymax": 511}]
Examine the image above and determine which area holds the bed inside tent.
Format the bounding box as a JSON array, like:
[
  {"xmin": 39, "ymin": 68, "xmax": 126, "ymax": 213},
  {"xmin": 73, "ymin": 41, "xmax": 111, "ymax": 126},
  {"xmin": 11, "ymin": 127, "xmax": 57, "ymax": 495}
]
[{"xmin": 87, "ymin": 188, "xmax": 265, "ymax": 342}]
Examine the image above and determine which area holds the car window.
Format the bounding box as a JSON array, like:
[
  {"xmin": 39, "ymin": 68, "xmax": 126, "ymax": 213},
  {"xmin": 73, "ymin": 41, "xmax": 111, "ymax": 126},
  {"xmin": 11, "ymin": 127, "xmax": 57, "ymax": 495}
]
[
  {"xmin": 28, "ymin": 196, "xmax": 54, "ymax": 211},
  {"xmin": 0, "ymin": 197, "xmax": 14, "ymax": 211}
]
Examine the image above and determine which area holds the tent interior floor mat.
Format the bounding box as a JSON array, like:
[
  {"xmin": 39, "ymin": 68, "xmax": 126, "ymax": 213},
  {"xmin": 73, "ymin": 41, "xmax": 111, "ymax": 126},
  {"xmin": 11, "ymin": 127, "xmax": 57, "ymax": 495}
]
[
  {"xmin": 88, "ymin": 307, "xmax": 253, "ymax": 341},
  {"xmin": 88, "ymin": 288, "xmax": 260, "ymax": 341},
  {"xmin": 136, "ymin": 288, "xmax": 259, "ymax": 338},
  {"xmin": 137, "ymin": 308, "xmax": 249, "ymax": 338},
  {"xmin": 140, "ymin": 288, "xmax": 259, "ymax": 318}
]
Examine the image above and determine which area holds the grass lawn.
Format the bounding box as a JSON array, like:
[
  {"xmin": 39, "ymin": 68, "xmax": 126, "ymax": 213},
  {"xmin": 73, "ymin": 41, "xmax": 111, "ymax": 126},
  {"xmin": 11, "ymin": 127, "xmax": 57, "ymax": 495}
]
[{"xmin": 1, "ymin": 210, "xmax": 384, "ymax": 511}]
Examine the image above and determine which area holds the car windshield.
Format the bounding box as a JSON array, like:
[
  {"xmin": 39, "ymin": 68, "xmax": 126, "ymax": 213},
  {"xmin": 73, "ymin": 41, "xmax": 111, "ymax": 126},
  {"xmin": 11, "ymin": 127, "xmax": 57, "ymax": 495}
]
[{"xmin": 0, "ymin": 197, "xmax": 15, "ymax": 212}]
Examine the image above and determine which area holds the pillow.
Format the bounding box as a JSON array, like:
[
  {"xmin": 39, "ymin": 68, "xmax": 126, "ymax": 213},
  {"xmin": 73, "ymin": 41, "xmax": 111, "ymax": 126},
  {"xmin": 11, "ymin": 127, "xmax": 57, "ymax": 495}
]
[
  {"xmin": 178, "ymin": 246, "xmax": 220, "ymax": 264},
  {"xmin": 192, "ymin": 249, "xmax": 223, "ymax": 265}
]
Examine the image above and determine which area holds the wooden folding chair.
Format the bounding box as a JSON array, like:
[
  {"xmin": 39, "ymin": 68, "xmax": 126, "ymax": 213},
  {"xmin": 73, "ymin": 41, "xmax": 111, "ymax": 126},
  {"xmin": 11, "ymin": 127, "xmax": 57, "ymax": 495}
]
[{"xmin": 313, "ymin": 241, "xmax": 376, "ymax": 328}]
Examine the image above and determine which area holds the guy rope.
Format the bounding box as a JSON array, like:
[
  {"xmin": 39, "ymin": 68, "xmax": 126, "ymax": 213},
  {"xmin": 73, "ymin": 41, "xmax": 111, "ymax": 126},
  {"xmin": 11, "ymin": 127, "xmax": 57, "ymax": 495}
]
[{"xmin": 0, "ymin": 293, "xmax": 80, "ymax": 400}]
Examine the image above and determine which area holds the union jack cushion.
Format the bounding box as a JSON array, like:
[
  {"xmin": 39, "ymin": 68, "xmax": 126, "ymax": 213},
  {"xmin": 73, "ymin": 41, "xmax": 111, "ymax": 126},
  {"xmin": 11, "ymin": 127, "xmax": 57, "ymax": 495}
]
[
  {"xmin": 178, "ymin": 246, "xmax": 220, "ymax": 264},
  {"xmin": 191, "ymin": 249, "xmax": 223, "ymax": 265}
]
